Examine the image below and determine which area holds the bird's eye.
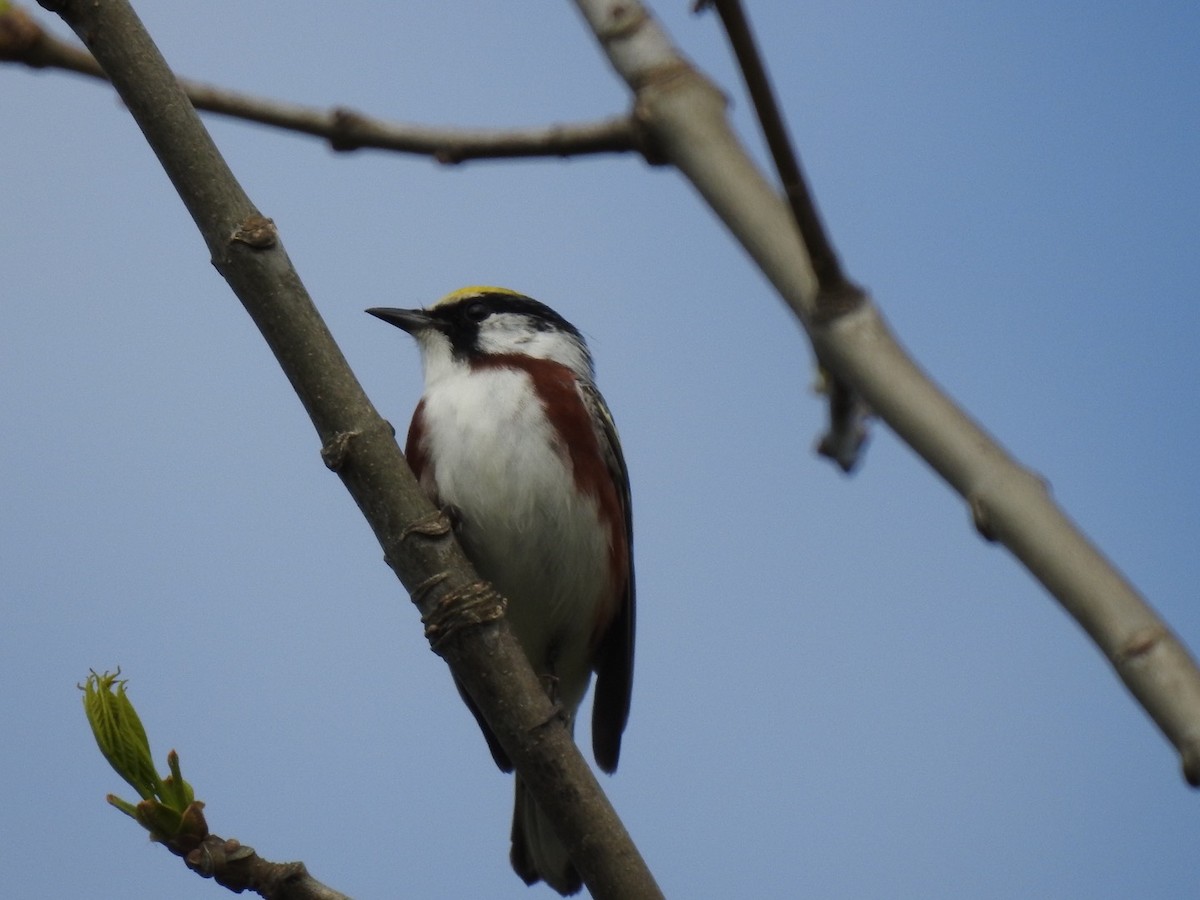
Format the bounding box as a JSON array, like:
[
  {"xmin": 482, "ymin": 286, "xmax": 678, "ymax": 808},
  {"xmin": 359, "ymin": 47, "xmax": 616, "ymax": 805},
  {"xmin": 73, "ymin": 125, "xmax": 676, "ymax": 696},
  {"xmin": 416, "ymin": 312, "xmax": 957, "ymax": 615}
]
[{"xmin": 465, "ymin": 301, "xmax": 490, "ymax": 323}]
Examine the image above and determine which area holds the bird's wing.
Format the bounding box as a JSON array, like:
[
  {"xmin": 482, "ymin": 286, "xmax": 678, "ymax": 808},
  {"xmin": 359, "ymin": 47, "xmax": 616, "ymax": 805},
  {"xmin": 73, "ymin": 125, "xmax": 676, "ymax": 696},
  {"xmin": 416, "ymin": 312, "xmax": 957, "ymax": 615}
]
[{"xmin": 581, "ymin": 381, "xmax": 635, "ymax": 774}]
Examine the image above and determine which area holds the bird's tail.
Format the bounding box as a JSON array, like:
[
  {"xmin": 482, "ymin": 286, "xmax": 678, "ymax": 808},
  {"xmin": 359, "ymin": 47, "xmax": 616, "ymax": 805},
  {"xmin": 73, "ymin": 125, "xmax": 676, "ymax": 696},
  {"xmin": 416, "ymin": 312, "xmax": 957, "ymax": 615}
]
[{"xmin": 510, "ymin": 774, "xmax": 582, "ymax": 896}]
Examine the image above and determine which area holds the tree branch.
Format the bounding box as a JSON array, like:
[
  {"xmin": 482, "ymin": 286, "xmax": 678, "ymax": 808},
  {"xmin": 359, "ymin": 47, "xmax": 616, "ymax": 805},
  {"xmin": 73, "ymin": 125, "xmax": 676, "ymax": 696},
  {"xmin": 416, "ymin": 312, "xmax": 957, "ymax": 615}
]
[
  {"xmin": 1, "ymin": 4, "xmax": 642, "ymax": 163},
  {"xmin": 184, "ymin": 833, "xmax": 351, "ymax": 900},
  {"xmin": 35, "ymin": 0, "xmax": 661, "ymax": 895},
  {"xmin": 573, "ymin": 0, "xmax": 1200, "ymax": 785},
  {"xmin": 703, "ymin": 0, "xmax": 870, "ymax": 472},
  {"xmin": 699, "ymin": 0, "xmax": 847, "ymax": 294}
]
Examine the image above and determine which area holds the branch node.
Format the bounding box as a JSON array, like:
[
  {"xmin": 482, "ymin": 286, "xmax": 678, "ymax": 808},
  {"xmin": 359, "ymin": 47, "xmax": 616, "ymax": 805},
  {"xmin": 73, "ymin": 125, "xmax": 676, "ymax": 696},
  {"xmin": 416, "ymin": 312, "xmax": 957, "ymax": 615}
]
[
  {"xmin": 593, "ymin": 2, "xmax": 649, "ymax": 41},
  {"xmin": 229, "ymin": 215, "xmax": 277, "ymax": 249},
  {"xmin": 969, "ymin": 494, "xmax": 998, "ymax": 542},
  {"xmin": 1113, "ymin": 626, "xmax": 1168, "ymax": 666},
  {"xmin": 185, "ymin": 836, "xmax": 247, "ymax": 878},
  {"xmin": 629, "ymin": 115, "xmax": 669, "ymax": 166},
  {"xmin": 810, "ymin": 281, "xmax": 868, "ymax": 326},
  {"xmin": 320, "ymin": 430, "xmax": 359, "ymax": 471},
  {"xmin": 400, "ymin": 508, "xmax": 454, "ymax": 541},
  {"xmin": 329, "ymin": 106, "xmax": 367, "ymax": 152},
  {"xmin": 421, "ymin": 580, "xmax": 507, "ymax": 655},
  {"xmin": 409, "ymin": 569, "xmax": 450, "ymax": 604}
]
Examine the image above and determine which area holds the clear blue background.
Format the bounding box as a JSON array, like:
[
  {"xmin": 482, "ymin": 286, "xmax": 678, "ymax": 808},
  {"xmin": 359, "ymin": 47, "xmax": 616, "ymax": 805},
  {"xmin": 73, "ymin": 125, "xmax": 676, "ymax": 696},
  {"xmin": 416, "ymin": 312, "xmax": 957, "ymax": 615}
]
[{"xmin": 2, "ymin": 2, "xmax": 1197, "ymax": 897}]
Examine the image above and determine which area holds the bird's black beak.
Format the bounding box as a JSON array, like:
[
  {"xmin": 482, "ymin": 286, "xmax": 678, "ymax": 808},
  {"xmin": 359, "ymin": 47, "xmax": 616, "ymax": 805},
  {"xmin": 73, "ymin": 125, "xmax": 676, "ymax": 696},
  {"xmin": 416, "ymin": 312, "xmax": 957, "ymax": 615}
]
[{"xmin": 366, "ymin": 307, "xmax": 434, "ymax": 334}]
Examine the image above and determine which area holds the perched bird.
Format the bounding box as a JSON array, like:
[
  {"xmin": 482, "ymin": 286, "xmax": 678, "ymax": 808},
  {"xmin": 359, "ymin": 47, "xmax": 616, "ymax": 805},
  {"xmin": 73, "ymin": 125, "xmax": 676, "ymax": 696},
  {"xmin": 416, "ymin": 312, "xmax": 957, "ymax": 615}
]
[{"xmin": 368, "ymin": 287, "xmax": 635, "ymax": 895}]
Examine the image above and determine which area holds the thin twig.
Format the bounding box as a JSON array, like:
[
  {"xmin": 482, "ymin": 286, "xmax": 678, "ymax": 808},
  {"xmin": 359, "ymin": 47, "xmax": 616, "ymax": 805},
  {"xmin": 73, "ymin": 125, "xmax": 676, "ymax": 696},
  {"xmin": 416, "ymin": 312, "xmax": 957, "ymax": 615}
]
[
  {"xmin": 1, "ymin": 4, "xmax": 641, "ymax": 164},
  {"xmin": 184, "ymin": 833, "xmax": 350, "ymax": 900},
  {"xmin": 702, "ymin": 0, "xmax": 870, "ymax": 471},
  {"xmin": 700, "ymin": 0, "xmax": 848, "ymax": 295}
]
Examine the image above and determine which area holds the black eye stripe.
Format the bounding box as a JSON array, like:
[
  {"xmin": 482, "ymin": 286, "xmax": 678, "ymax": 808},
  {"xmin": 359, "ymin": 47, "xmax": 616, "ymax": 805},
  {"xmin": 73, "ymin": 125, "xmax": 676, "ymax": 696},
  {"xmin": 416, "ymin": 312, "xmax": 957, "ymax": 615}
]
[{"xmin": 434, "ymin": 291, "xmax": 583, "ymax": 341}]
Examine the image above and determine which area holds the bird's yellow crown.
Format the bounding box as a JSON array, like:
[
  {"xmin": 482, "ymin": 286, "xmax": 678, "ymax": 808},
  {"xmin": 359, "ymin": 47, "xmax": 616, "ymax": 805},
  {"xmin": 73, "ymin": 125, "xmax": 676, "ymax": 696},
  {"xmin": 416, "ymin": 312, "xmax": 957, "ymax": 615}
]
[{"xmin": 432, "ymin": 285, "xmax": 526, "ymax": 309}]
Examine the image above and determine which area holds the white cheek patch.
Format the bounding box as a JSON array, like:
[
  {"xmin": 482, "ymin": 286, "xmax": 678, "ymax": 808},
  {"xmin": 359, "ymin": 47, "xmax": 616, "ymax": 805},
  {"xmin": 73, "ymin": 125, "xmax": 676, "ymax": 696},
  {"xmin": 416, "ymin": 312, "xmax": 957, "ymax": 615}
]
[
  {"xmin": 476, "ymin": 312, "xmax": 534, "ymax": 354},
  {"xmin": 476, "ymin": 314, "xmax": 593, "ymax": 381}
]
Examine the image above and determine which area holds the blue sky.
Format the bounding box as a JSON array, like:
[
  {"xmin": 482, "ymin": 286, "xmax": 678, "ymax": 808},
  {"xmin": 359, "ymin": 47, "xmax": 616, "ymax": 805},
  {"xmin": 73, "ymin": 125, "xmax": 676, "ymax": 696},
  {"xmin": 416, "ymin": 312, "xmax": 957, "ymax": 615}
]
[{"xmin": 3, "ymin": 3, "xmax": 1198, "ymax": 897}]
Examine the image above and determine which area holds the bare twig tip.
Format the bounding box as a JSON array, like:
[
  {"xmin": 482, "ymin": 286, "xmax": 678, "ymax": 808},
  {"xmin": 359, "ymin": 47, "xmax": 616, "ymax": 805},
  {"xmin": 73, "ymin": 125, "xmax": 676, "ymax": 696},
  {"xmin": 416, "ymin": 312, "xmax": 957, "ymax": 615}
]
[
  {"xmin": 1182, "ymin": 747, "xmax": 1200, "ymax": 788},
  {"xmin": 816, "ymin": 430, "xmax": 866, "ymax": 474}
]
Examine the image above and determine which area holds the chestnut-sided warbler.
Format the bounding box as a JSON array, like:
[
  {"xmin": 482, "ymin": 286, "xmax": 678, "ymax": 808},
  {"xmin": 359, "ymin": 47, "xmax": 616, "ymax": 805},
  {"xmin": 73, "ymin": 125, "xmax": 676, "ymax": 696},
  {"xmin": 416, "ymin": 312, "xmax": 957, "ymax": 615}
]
[{"xmin": 368, "ymin": 287, "xmax": 635, "ymax": 895}]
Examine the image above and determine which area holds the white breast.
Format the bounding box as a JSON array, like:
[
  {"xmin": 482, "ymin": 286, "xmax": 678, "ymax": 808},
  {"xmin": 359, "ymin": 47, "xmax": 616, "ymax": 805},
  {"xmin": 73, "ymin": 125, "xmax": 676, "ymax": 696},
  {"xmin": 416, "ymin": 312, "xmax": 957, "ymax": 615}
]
[{"xmin": 418, "ymin": 365, "xmax": 611, "ymax": 713}]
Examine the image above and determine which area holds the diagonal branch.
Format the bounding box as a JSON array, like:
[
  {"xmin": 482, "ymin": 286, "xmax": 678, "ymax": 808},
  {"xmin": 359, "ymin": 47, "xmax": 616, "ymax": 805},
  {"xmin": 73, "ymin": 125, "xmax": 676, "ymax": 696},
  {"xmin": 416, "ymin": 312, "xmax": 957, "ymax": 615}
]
[
  {"xmin": 1, "ymin": 4, "xmax": 642, "ymax": 163},
  {"xmin": 34, "ymin": 0, "xmax": 661, "ymax": 896},
  {"xmin": 703, "ymin": 0, "xmax": 870, "ymax": 472},
  {"xmin": 186, "ymin": 832, "xmax": 351, "ymax": 900},
  {"xmin": 573, "ymin": 0, "xmax": 1200, "ymax": 786},
  {"xmin": 699, "ymin": 0, "xmax": 848, "ymax": 295}
]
